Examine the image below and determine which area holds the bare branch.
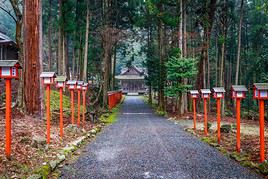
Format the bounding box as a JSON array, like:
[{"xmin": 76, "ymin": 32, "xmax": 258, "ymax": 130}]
[{"xmin": 0, "ymin": 5, "xmax": 17, "ymax": 22}]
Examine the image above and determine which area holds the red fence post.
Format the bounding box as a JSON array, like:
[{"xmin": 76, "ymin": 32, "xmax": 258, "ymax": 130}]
[
  {"xmin": 204, "ymin": 98, "xmax": 208, "ymax": 135},
  {"xmin": 46, "ymin": 84, "xmax": 51, "ymax": 144},
  {"xmin": 59, "ymin": 87, "xmax": 64, "ymax": 138},
  {"xmin": 216, "ymin": 98, "xmax": 221, "ymax": 144},
  {"xmin": 5, "ymin": 79, "xmax": 11, "ymax": 158},
  {"xmin": 193, "ymin": 98, "xmax": 196, "ymax": 131},
  {"xmin": 236, "ymin": 98, "xmax": 241, "ymax": 152},
  {"xmin": 259, "ymin": 99, "xmax": 265, "ymax": 162},
  {"xmin": 77, "ymin": 89, "xmax": 81, "ymax": 127}
]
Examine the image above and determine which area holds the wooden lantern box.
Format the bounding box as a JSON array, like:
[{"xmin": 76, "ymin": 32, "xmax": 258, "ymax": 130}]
[
  {"xmin": 212, "ymin": 87, "xmax": 226, "ymax": 99},
  {"xmin": 40, "ymin": 72, "xmax": 56, "ymax": 85},
  {"xmin": 82, "ymin": 83, "xmax": 88, "ymax": 91},
  {"xmin": 200, "ymin": 89, "xmax": 211, "ymax": 99},
  {"xmin": 76, "ymin": 81, "xmax": 84, "ymax": 90},
  {"xmin": 189, "ymin": 90, "xmax": 199, "ymax": 99},
  {"xmin": 231, "ymin": 85, "xmax": 247, "ymax": 99},
  {"xmin": 66, "ymin": 80, "xmax": 77, "ymax": 90},
  {"xmin": 55, "ymin": 76, "xmax": 67, "ymax": 88},
  {"xmin": 0, "ymin": 60, "xmax": 22, "ymax": 79},
  {"xmin": 253, "ymin": 83, "xmax": 268, "ymax": 100}
]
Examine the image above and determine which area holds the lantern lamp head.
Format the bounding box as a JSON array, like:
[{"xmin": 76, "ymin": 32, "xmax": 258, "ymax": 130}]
[
  {"xmin": 189, "ymin": 90, "xmax": 199, "ymax": 99},
  {"xmin": 212, "ymin": 87, "xmax": 225, "ymax": 99},
  {"xmin": 82, "ymin": 83, "xmax": 88, "ymax": 91},
  {"xmin": 40, "ymin": 72, "xmax": 56, "ymax": 85},
  {"xmin": 253, "ymin": 83, "xmax": 268, "ymax": 100},
  {"xmin": 231, "ymin": 85, "xmax": 247, "ymax": 99},
  {"xmin": 66, "ymin": 80, "xmax": 77, "ymax": 90},
  {"xmin": 200, "ymin": 89, "xmax": 211, "ymax": 99},
  {"xmin": 55, "ymin": 76, "xmax": 67, "ymax": 88},
  {"xmin": 76, "ymin": 81, "xmax": 84, "ymax": 90},
  {"xmin": 0, "ymin": 60, "xmax": 22, "ymax": 79}
]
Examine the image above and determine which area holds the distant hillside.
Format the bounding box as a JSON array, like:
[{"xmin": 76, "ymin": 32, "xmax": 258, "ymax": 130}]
[{"xmin": 0, "ymin": 2, "xmax": 16, "ymax": 39}]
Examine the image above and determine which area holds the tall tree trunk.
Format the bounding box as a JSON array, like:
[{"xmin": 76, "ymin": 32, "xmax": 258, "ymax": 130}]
[
  {"xmin": 48, "ymin": 0, "xmax": 52, "ymax": 71},
  {"xmin": 158, "ymin": 5, "xmax": 165, "ymax": 112},
  {"xmin": 72, "ymin": 46, "xmax": 75, "ymax": 79},
  {"xmin": 83, "ymin": 3, "xmax": 90, "ymax": 81},
  {"xmin": 23, "ymin": 0, "xmax": 42, "ymax": 115},
  {"xmin": 182, "ymin": 0, "xmax": 188, "ymax": 113},
  {"xmin": 196, "ymin": 0, "xmax": 217, "ymax": 89},
  {"xmin": 111, "ymin": 45, "xmax": 117, "ymax": 90},
  {"xmin": 235, "ymin": 0, "xmax": 244, "ymax": 85},
  {"xmin": 62, "ymin": 34, "xmax": 66, "ymax": 76},
  {"xmin": 58, "ymin": 0, "xmax": 63, "ymax": 75}
]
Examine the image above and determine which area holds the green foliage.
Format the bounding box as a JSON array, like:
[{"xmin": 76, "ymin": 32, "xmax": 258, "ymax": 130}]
[{"xmin": 164, "ymin": 56, "xmax": 197, "ymax": 97}]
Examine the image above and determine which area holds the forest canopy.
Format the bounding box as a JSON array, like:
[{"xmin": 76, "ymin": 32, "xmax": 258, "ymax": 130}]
[{"xmin": 0, "ymin": 0, "xmax": 267, "ymax": 116}]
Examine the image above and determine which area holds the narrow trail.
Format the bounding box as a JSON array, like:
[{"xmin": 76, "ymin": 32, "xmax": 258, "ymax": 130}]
[{"xmin": 61, "ymin": 96, "xmax": 260, "ymax": 179}]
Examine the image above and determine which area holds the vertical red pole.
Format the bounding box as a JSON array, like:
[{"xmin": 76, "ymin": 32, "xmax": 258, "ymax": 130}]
[
  {"xmin": 59, "ymin": 87, "xmax": 63, "ymax": 138},
  {"xmin": 77, "ymin": 90, "xmax": 81, "ymax": 127},
  {"xmin": 5, "ymin": 79, "xmax": 11, "ymax": 158},
  {"xmin": 71, "ymin": 90, "xmax": 74, "ymax": 124},
  {"xmin": 46, "ymin": 85, "xmax": 51, "ymax": 144},
  {"xmin": 193, "ymin": 98, "xmax": 196, "ymax": 130},
  {"xmin": 204, "ymin": 98, "xmax": 208, "ymax": 135},
  {"xmin": 236, "ymin": 98, "xmax": 241, "ymax": 152},
  {"xmin": 82, "ymin": 90, "xmax": 86, "ymax": 128},
  {"xmin": 259, "ymin": 99, "xmax": 265, "ymax": 162},
  {"xmin": 217, "ymin": 98, "xmax": 221, "ymax": 144}
]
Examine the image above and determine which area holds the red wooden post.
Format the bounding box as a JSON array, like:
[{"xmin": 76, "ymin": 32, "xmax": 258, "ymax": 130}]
[
  {"xmin": 46, "ymin": 84, "xmax": 51, "ymax": 144},
  {"xmin": 59, "ymin": 87, "xmax": 63, "ymax": 138},
  {"xmin": 204, "ymin": 98, "xmax": 208, "ymax": 135},
  {"xmin": 0, "ymin": 61, "xmax": 22, "ymax": 157},
  {"xmin": 231, "ymin": 85, "xmax": 248, "ymax": 152},
  {"xmin": 253, "ymin": 83, "xmax": 268, "ymax": 162},
  {"xmin": 216, "ymin": 98, "xmax": 221, "ymax": 144},
  {"xmin": 5, "ymin": 79, "xmax": 11, "ymax": 158},
  {"xmin": 71, "ymin": 90, "xmax": 74, "ymax": 124},
  {"xmin": 259, "ymin": 99, "xmax": 265, "ymax": 162},
  {"xmin": 212, "ymin": 87, "xmax": 225, "ymax": 144},
  {"xmin": 77, "ymin": 90, "xmax": 81, "ymax": 127},
  {"xmin": 236, "ymin": 98, "xmax": 241, "ymax": 152},
  {"xmin": 40, "ymin": 72, "xmax": 56, "ymax": 144},
  {"xmin": 193, "ymin": 98, "xmax": 196, "ymax": 130},
  {"xmin": 82, "ymin": 90, "xmax": 86, "ymax": 128}
]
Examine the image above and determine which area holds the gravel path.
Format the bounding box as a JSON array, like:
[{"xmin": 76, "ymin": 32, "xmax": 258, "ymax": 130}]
[{"xmin": 61, "ymin": 96, "xmax": 261, "ymax": 179}]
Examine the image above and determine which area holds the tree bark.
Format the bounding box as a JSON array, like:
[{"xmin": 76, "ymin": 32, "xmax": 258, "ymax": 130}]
[
  {"xmin": 23, "ymin": 0, "xmax": 42, "ymax": 115},
  {"xmin": 83, "ymin": 3, "xmax": 90, "ymax": 81},
  {"xmin": 157, "ymin": 3, "xmax": 165, "ymax": 112},
  {"xmin": 235, "ymin": 0, "xmax": 244, "ymax": 85},
  {"xmin": 48, "ymin": 0, "xmax": 52, "ymax": 71}
]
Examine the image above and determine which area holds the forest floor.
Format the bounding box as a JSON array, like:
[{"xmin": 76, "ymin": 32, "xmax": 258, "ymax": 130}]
[
  {"xmin": 0, "ymin": 90, "xmax": 98, "ymax": 178},
  {"xmin": 0, "ymin": 109, "xmax": 95, "ymax": 178},
  {"xmin": 168, "ymin": 112, "xmax": 268, "ymax": 176},
  {"xmin": 170, "ymin": 112, "xmax": 266, "ymax": 160}
]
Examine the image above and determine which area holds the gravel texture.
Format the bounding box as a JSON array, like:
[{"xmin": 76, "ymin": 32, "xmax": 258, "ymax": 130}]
[{"xmin": 61, "ymin": 96, "xmax": 261, "ymax": 179}]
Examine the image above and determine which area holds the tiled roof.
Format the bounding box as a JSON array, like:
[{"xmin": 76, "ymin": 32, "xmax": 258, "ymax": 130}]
[
  {"xmin": 231, "ymin": 85, "xmax": 248, "ymax": 92},
  {"xmin": 200, "ymin": 89, "xmax": 211, "ymax": 94},
  {"xmin": 67, "ymin": 80, "xmax": 77, "ymax": 85},
  {"xmin": 254, "ymin": 83, "xmax": 268, "ymax": 90},
  {"xmin": 55, "ymin": 76, "xmax": 67, "ymax": 82},
  {"xmin": 212, "ymin": 87, "xmax": 226, "ymax": 93},
  {"xmin": 115, "ymin": 75, "xmax": 145, "ymax": 80},
  {"xmin": 0, "ymin": 60, "xmax": 21, "ymax": 68},
  {"xmin": 40, "ymin": 72, "xmax": 56, "ymax": 78},
  {"xmin": 189, "ymin": 90, "xmax": 199, "ymax": 94}
]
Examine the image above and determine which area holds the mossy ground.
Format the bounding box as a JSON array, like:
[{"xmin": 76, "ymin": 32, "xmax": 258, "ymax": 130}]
[
  {"xmin": 45, "ymin": 90, "xmax": 85, "ymax": 118},
  {"xmin": 100, "ymin": 95, "xmax": 125, "ymax": 124}
]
